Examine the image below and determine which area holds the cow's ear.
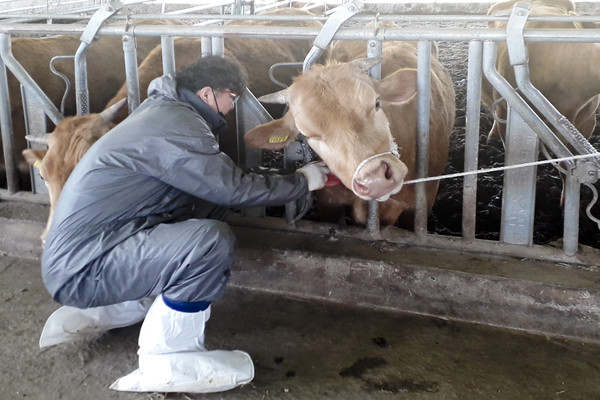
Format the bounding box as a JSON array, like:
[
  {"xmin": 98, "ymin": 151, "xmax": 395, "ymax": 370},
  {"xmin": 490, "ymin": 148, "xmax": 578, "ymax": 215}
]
[
  {"xmin": 245, "ymin": 112, "xmax": 300, "ymax": 150},
  {"xmin": 100, "ymin": 98, "xmax": 128, "ymax": 123},
  {"xmin": 486, "ymin": 0, "xmax": 512, "ymax": 28},
  {"xmin": 563, "ymin": 0, "xmax": 575, "ymax": 13},
  {"xmin": 349, "ymin": 57, "xmax": 383, "ymax": 74},
  {"xmin": 22, "ymin": 149, "xmax": 47, "ymax": 167},
  {"xmin": 377, "ymin": 68, "xmax": 418, "ymax": 103}
]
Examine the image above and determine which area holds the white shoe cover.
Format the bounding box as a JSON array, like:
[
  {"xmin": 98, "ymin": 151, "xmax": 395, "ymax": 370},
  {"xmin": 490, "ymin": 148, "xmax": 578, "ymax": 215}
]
[
  {"xmin": 138, "ymin": 296, "xmax": 211, "ymax": 354},
  {"xmin": 39, "ymin": 298, "xmax": 153, "ymax": 348},
  {"xmin": 109, "ymin": 349, "xmax": 254, "ymax": 393}
]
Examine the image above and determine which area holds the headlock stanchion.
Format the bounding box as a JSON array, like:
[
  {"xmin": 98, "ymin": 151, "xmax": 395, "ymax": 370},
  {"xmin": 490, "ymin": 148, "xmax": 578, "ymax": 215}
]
[
  {"xmin": 0, "ymin": 2, "xmax": 600, "ymax": 264},
  {"xmin": 75, "ymin": 0, "xmax": 123, "ymax": 115}
]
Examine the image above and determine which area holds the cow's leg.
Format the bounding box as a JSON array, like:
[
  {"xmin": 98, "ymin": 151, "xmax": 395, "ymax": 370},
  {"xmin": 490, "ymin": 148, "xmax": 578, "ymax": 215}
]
[{"xmin": 379, "ymin": 198, "xmax": 410, "ymax": 228}]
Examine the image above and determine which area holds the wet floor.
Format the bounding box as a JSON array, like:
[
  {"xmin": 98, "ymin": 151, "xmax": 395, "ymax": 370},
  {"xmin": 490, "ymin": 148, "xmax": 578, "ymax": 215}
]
[{"xmin": 2, "ymin": 253, "xmax": 600, "ymax": 400}]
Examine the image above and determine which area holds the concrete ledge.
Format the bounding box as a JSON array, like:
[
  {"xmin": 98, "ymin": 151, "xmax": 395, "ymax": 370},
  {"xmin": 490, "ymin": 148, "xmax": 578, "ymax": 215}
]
[
  {"xmin": 230, "ymin": 225, "xmax": 600, "ymax": 343},
  {"xmin": 231, "ymin": 245, "xmax": 600, "ymax": 343},
  {"xmin": 2, "ymin": 210, "xmax": 600, "ymax": 343}
]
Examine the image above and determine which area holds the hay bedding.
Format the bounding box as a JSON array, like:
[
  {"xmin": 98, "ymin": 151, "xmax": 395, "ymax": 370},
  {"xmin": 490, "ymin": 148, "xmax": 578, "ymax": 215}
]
[{"xmin": 431, "ymin": 22, "xmax": 600, "ymax": 249}]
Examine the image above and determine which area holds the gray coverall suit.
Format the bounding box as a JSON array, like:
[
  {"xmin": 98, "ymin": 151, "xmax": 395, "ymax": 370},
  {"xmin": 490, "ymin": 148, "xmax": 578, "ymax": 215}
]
[{"xmin": 41, "ymin": 75, "xmax": 309, "ymax": 309}]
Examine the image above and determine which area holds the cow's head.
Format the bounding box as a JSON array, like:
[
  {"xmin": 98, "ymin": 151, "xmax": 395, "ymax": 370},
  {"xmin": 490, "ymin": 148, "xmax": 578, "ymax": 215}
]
[
  {"xmin": 245, "ymin": 58, "xmax": 415, "ymax": 202},
  {"xmin": 22, "ymin": 98, "xmax": 127, "ymax": 246}
]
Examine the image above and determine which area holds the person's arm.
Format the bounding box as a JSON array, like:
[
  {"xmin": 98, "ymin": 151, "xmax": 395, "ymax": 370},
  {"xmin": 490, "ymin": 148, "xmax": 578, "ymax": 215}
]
[{"xmin": 158, "ymin": 133, "xmax": 315, "ymax": 208}]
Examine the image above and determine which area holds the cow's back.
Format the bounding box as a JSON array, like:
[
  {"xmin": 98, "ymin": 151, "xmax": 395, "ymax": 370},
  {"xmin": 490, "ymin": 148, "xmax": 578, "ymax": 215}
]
[
  {"xmin": 2, "ymin": 19, "xmax": 175, "ymax": 189},
  {"xmin": 482, "ymin": 0, "xmax": 600, "ymax": 142},
  {"xmin": 225, "ymin": 8, "xmax": 325, "ymax": 94},
  {"xmin": 106, "ymin": 9, "xmax": 323, "ymax": 113}
]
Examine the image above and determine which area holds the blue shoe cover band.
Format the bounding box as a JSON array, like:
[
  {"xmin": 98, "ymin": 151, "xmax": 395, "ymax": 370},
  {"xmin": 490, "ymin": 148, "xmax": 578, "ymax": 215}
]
[{"xmin": 163, "ymin": 296, "xmax": 211, "ymax": 313}]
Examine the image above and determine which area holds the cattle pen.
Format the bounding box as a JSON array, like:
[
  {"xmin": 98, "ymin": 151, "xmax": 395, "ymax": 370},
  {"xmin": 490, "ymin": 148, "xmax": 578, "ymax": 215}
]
[{"xmin": 2, "ymin": 0, "xmax": 600, "ymax": 345}]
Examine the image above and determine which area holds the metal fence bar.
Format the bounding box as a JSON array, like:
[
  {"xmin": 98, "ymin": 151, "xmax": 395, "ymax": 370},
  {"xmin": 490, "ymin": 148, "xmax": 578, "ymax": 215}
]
[
  {"xmin": 5, "ymin": 22, "xmax": 600, "ymax": 44},
  {"xmin": 366, "ymin": 37, "xmax": 382, "ymax": 235},
  {"xmin": 462, "ymin": 40, "xmax": 483, "ymax": 242},
  {"xmin": 21, "ymin": 86, "xmax": 50, "ymax": 195},
  {"xmin": 123, "ymin": 33, "xmax": 142, "ymax": 112},
  {"xmin": 0, "ymin": 35, "xmax": 18, "ymax": 193},
  {"xmin": 160, "ymin": 35, "xmax": 176, "ymax": 74},
  {"xmin": 563, "ymin": 172, "xmax": 581, "ymax": 256},
  {"xmin": 0, "ymin": 33, "xmax": 63, "ymax": 125},
  {"xmin": 75, "ymin": 0, "xmax": 122, "ymax": 115},
  {"xmin": 415, "ymin": 40, "xmax": 432, "ymax": 236}
]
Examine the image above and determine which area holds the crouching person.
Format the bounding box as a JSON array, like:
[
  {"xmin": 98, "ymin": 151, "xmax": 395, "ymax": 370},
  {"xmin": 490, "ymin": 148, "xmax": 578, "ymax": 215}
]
[{"xmin": 39, "ymin": 55, "xmax": 329, "ymax": 393}]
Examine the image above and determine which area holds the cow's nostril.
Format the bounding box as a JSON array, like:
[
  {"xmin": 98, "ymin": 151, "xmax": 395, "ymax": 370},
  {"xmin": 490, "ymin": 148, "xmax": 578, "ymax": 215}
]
[{"xmin": 383, "ymin": 161, "xmax": 392, "ymax": 180}]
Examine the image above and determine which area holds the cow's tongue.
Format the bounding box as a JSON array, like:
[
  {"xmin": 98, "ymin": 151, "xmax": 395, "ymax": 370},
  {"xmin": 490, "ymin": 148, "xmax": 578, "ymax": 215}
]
[{"xmin": 325, "ymin": 173, "xmax": 342, "ymax": 187}]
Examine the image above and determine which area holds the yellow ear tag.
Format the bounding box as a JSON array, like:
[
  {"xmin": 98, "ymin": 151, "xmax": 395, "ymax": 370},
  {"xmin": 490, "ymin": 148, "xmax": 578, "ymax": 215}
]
[
  {"xmin": 33, "ymin": 160, "xmax": 42, "ymax": 169},
  {"xmin": 268, "ymin": 135, "xmax": 289, "ymax": 144}
]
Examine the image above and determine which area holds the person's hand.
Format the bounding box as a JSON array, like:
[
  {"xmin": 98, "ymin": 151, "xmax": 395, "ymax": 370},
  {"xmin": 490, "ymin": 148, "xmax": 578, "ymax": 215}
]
[{"xmin": 297, "ymin": 161, "xmax": 330, "ymax": 191}]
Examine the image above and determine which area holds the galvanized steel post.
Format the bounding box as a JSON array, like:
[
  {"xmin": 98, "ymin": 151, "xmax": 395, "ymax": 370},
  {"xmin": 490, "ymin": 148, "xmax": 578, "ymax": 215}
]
[
  {"xmin": 122, "ymin": 33, "xmax": 141, "ymax": 113},
  {"xmin": 462, "ymin": 40, "xmax": 483, "ymax": 241},
  {"xmin": 366, "ymin": 38, "xmax": 382, "ymax": 235},
  {"xmin": 75, "ymin": 0, "xmax": 121, "ymax": 115},
  {"xmin": 415, "ymin": 40, "xmax": 432, "ymax": 236},
  {"xmin": 160, "ymin": 36, "xmax": 176, "ymax": 75},
  {"xmin": 0, "ymin": 34, "xmax": 18, "ymax": 193}
]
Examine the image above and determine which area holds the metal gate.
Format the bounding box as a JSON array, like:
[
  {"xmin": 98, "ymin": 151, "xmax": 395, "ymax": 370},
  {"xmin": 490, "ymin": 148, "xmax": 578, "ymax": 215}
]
[{"xmin": 1, "ymin": 0, "xmax": 600, "ymax": 266}]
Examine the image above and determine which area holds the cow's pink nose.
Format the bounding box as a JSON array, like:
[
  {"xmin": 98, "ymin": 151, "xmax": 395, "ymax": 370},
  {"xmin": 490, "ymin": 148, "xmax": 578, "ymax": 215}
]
[{"xmin": 352, "ymin": 159, "xmax": 406, "ymax": 200}]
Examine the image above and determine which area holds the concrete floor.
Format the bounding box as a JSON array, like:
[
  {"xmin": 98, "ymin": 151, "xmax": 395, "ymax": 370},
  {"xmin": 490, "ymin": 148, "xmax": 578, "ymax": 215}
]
[{"xmin": 2, "ymin": 250, "xmax": 600, "ymax": 399}]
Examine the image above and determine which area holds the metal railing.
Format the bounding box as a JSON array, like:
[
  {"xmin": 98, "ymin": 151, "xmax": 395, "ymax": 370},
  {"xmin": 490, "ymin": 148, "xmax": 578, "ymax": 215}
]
[{"xmin": 1, "ymin": 2, "xmax": 600, "ymax": 265}]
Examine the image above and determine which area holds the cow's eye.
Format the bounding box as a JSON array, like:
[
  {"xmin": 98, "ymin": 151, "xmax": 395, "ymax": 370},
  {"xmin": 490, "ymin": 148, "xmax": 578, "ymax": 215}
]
[{"xmin": 375, "ymin": 99, "xmax": 381, "ymax": 109}]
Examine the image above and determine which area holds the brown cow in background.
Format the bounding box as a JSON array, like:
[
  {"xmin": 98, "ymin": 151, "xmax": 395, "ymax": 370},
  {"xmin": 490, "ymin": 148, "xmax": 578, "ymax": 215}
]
[
  {"xmin": 2, "ymin": 19, "xmax": 180, "ymax": 190},
  {"xmin": 482, "ymin": 0, "xmax": 600, "ymax": 146},
  {"xmin": 104, "ymin": 8, "xmax": 325, "ymax": 121}
]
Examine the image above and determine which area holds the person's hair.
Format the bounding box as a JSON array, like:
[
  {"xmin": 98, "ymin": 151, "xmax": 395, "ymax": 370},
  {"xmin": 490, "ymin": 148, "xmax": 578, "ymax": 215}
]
[{"xmin": 175, "ymin": 55, "xmax": 247, "ymax": 95}]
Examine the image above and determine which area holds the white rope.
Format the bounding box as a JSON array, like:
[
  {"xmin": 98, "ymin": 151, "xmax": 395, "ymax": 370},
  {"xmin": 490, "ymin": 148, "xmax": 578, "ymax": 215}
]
[
  {"xmin": 351, "ymin": 135, "xmax": 401, "ymax": 190},
  {"xmin": 403, "ymin": 153, "xmax": 600, "ymax": 185},
  {"xmin": 352, "ymin": 151, "xmax": 396, "ymax": 182}
]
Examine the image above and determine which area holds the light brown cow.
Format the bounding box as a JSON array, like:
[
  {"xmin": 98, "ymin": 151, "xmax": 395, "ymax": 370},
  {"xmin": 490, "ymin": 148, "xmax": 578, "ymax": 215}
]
[
  {"xmin": 22, "ymin": 8, "xmax": 325, "ymax": 244},
  {"xmin": 2, "ymin": 20, "xmax": 179, "ymax": 190},
  {"xmin": 244, "ymin": 35, "xmax": 456, "ymax": 228},
  {"xmin": 482, "ymin": 0, "xmax": 600, "ymax": 145},
  {"xmin": 22, "ymin": 99, "xmax": 127, "ymax": 245}
]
